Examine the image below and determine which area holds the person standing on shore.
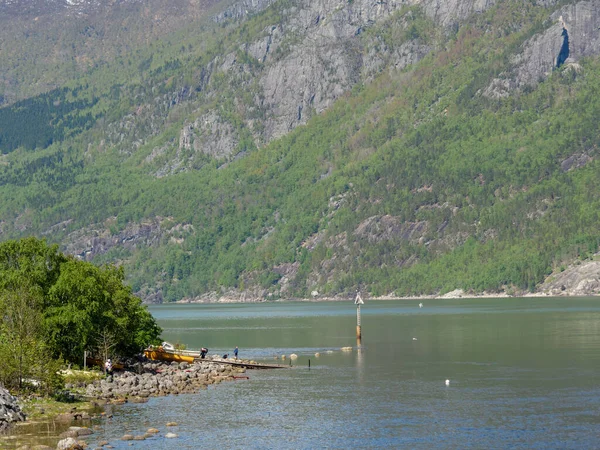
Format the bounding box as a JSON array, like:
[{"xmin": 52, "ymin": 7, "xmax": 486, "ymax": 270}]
[
  {"xmin": 104, "ymin": 358, "xmax": 113, "ymax": 375},
  {"xmin": 234, "ymin": 346, "xmax": 239, "ymax": 360}
]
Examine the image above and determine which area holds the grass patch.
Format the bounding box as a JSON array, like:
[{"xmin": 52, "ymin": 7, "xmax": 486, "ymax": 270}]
[{"xmin": 19, "ymin": 396, "xmax": 101, "ymax": 422}]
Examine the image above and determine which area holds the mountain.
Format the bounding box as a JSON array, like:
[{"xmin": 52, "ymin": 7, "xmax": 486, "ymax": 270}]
[{"xmin": 1, "ymin": 0, "xmax": 600, "ymax": 302}]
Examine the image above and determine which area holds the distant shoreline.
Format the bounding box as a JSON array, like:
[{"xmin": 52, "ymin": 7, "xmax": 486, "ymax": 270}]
[{"xmin": 169, "ymin": 290, "xmax": 598, "ymax": 305}]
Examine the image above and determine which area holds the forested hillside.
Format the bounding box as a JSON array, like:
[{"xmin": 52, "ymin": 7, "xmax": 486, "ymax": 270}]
[{"xmin": 1, "ymin": 0, "xmax": 600, "ymax": 302}]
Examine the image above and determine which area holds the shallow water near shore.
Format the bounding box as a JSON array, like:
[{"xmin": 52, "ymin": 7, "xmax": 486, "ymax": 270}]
[{"xmin": 3, "ymin": 297, "xmax": 600, "ymax": 449}]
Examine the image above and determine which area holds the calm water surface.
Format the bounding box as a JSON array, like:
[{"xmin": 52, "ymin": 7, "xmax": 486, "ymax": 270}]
[{"xmin": 3, "ymin": 297, "xmax": 600, "ymax": 449}]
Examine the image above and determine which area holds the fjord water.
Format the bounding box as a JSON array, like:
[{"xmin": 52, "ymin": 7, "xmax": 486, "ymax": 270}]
[
  {"xmin": 5, "ymin": 297, "xmax": 600, "ymax": 449},
  {"xmin": 118, "ymin": 298, "xmax": 600, "ymax": 449}
]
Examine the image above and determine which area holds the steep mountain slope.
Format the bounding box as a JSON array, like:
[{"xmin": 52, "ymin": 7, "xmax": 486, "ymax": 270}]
[
  {"xmin": 1, "ymin": 0, "xmax": 600, "ymax": 302},
  {"xmin": 0, "ymin": 0, "xmax": 227, "ymax": 104}
]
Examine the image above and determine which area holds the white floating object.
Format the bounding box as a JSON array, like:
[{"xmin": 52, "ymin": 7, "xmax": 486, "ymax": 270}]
[
  {"xmin": 290, "ymin": 353, "xmax": 298, "ymax": 360},
  {"xmin": 314, "ymin": 352, "xmax": 320, "ymax": 357},
  {"xmin": 445, "ymin": 379, "xmax": 450, "ymax": 386},
  {"xmin": 340, "ymin": 347, "xmax": 353, "ymax": 352},
  {"xmin": 419, "ymin": 303, "xmax": 423, "ymax": 308},
  {"xmin": 412, "ymin": 337, "xmax": 418, "ymax": 341}
]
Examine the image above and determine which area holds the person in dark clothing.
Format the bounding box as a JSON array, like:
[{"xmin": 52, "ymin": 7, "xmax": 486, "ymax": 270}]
[
  {"xmin": 234, "ymin": 346, "xmax": 239, "ymax": 360},
  {"xmin": 200, "ymin": 348, "xmax": 208, "ymax": 359}
]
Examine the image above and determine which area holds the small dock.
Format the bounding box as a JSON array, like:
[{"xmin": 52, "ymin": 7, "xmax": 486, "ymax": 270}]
[{"xmin": 205, "ymin": 358, "xmax": 288, "ymax": 369}]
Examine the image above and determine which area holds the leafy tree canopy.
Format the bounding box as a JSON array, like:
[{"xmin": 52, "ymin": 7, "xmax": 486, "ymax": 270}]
[{"xmin": 0, "ymin": 237, "xmax": 162, "ymax": 370}]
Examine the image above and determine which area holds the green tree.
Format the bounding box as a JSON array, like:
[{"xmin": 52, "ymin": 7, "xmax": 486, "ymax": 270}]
[
  {"xmin": 0, "ymin": 237, "xmax": 67, "ymax": 296},
  {"xmin": 45, "ymin": 260, "xmax": 162, "ymax": 362},
  {"xmin": 0, "ymin": 238, "xmax": 161, "ymax": 374},
  {"xmin": 0, "ymin": 285, "xmax": 62, "ymax": 394}
]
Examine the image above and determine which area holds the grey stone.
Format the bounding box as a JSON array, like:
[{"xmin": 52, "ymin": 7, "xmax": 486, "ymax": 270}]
[
  {"xmin": 0, "ymin": 387, "xmax": 25, "ymax": 432},
  {"xmin": 56, "ymin": 438, "xmax": 79, "ymax": 450}
]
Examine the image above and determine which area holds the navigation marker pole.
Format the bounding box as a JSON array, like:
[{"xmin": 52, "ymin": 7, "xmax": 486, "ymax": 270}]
[{"xmin": 355, "ymin": 291, "xmax": 364, "ymax": 346}]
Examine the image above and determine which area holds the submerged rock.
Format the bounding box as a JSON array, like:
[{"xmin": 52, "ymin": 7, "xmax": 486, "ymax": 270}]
[{"xmin": 56, "ymin": 437, "xmax": 83, "ymax": 450}]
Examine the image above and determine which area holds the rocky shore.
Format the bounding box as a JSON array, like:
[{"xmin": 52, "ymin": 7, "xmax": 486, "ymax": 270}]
[
  {"xmin": 0, "ymin": 387, "xmax": 26, "ymax": 433},
  {"xmin": 1, "ymin": 357, "xmax": 249, "ymax": 449},
  {"xmin": 84, "ymin": 357, "xmax": 245, "ymax": 400}
]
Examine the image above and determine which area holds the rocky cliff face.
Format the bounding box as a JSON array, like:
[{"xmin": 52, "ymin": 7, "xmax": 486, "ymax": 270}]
[
  {"xmin": 90, "ymin": 0, "xmax": 595, "ymax": 170},
  {"xmin": 485, "ymin": 0, "xmax": 600, "ymax": 97},
  {"xmin": 61, "ymin": 216, "xmax": 194, "ymax": 261},
  {"xmin": 539, "ymin": 259, "xmax": 600, "ymax": 296},
  {"xmin": 177, "ymin": 0, "xmax": 598, "ymax": 163},
  {"xmin": 212, "ymin": 0, "xmax": 276, "ymax": 23},
  {"xmin": 172, "ymin": 0, "xmax": 506, "ymax": 163}
]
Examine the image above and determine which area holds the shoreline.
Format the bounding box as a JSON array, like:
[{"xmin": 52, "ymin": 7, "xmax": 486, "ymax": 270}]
[
  {"xmin": 171, "ymin": 290, "xmax": 600, "ymax": 305},
  {"xmin": 2, "ymin": 356, "xmax": 254, "ymax": 449},
  {"xmin": 166, "ymin": 259, "xmax": 600, "ymax": 305}
]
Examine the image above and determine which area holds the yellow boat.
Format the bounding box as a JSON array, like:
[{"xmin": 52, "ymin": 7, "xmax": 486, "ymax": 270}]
[{"xmin": 144, "ymin": 346, "xmax": 197, "ymax": 363}]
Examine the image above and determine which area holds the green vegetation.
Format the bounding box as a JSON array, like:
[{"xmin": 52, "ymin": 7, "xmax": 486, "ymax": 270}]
[
  {"xmin": 0, "ymin": 1, "xmax": 599, "ymax": 301},
  {"xmin": 0, "ymin": 237, "xmax": 161, "ymax": 395},
  {"xmin": 19, "ymin": 393, "xmax": 102, "ymax": 422},
  {"xmin": 0, "ymin": 87, "xmax": 98, "ymax": 153}
]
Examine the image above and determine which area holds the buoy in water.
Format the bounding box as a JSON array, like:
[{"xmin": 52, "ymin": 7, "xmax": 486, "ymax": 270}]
[{"xmin": 445, "ymin": 379, "xmax": 450, "ymax": 386}]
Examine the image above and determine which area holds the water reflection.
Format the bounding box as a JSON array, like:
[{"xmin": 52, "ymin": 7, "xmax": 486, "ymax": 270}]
[
  {"xmin": 356, "ymin": 340, "xmax": 365, "ymax": 384},
  {"xmin": 1, "ymin": 416, "xmax": 101, "ymax": 449},
  {"xmin": 3, "ymin": 298, "xmax": 600, "ymax": 449}
]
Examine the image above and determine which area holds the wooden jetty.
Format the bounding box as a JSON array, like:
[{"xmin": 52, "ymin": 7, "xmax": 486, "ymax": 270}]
[{"xmin": 208, "ymin": 358, "xmax": 288, "ymax": 369}]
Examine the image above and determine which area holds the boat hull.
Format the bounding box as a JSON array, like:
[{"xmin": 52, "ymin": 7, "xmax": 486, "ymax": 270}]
[{"xmin": 144, "ymin": 349, "xmax": 196, "ymax": 363}]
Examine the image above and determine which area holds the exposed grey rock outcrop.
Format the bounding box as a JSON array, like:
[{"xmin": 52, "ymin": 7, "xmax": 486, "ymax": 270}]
[
  {"xmin": 0, "ymin": 386, "xmax": 26, "ymax": 432},
  {"xmin": 354, "ymin": 215, "xmax": 429, "ymax": 244},
  {"xmin": 251, "ymin": 0, "xmax": 497, "ymax": 142},
  {"xmin": 180, "ymin": 0, "xmax": 501, "ymax": 160},
  {"xmin": 485, "ymin": 1, "xmax": 600, "ymax": 97},
  {"xmin": 62, "ymin": 216, "xmax": 194, "ymax": 262},
  {"xmin": 213, "ymin": 0, "xmax": 277, "ymax": 23},
  {"xmin": 540, "ymin": 260, "xmax": 600, "ymax": 296},
  {"xmin": 179, "ymin": 112, "xmax": 240, "ymax": 159}
]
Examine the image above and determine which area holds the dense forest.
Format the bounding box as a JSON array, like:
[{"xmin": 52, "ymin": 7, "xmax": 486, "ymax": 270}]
[
  {"xmin": 0, "ymin": 237, "xmax": 162, "ymax": 392},
  {"xmin": 0, "ymin": 0, "xmax": 599, "ymax": 302},
  {"xmin": 0, "ymin": 87, "xmax": 98, "ymax": 153}
]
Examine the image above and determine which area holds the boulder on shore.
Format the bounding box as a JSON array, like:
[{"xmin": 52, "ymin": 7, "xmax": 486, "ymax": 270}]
[
  {"xmin": 0, "ymin": 386, "xmax": 26, "ymax": 432},
  {"xmin": 84, "ymin": 358, "xmax": 244, "ymax": 401}
]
